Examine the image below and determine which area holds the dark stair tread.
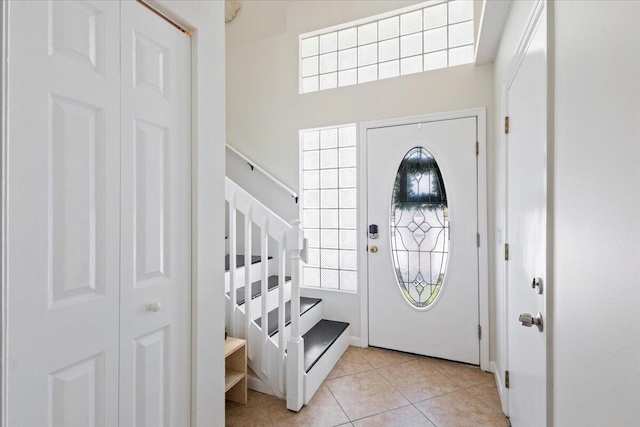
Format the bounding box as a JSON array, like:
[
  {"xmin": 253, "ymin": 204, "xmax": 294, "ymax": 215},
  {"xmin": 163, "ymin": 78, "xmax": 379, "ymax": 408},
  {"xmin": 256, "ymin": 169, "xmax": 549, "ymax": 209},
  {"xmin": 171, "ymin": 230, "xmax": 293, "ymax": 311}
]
[
  {"xmin": 225, "ymin": 254, "xmax": 272, "ymax": 272},
  {"xmin": 226, "ymin": 275, "xmax": 291, "ymax": 305},
  {"xmin": 255, "ymin": 297, "xmax": 322, "ymax": 337},
  {"xmin": 302, "ymin": 320, "xmax": 349, "ymax": 373}
]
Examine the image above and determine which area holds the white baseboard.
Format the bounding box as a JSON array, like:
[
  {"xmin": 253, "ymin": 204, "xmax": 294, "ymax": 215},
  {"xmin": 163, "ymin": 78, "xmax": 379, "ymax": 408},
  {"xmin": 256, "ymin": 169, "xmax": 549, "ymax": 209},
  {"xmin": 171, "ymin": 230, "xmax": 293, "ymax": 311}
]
[
  {"xmin": 349, "ymin": 336, "xmax": 362, "ymax": 347},
  {"xmin": 490, "ymin": 361, "xmax": 508, "ymax": 416}
]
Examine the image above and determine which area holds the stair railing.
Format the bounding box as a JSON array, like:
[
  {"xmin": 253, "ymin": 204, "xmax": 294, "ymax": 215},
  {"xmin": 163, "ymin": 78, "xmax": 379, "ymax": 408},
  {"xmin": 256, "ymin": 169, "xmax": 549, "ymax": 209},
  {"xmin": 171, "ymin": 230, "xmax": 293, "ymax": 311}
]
[{"xmin": 225, "ymin": 177, "xmax": 305, "ymax": 406}]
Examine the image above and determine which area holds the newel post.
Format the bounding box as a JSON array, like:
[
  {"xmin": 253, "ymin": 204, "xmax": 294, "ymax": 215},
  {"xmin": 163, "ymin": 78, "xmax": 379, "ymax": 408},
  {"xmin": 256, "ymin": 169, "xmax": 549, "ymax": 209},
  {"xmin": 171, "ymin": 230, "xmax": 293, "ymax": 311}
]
[{"xmin": 286, "ymin": 219, "xmax": 305, "ymax": 411}]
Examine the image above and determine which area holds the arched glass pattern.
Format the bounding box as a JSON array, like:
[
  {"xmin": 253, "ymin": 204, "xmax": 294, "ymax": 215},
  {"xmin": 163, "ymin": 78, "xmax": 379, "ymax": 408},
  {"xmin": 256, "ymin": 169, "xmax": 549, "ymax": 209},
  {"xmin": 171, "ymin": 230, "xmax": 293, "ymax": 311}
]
[{"xmin": 391, "ymin": 147, "xmax": 449, "ymax": 308}]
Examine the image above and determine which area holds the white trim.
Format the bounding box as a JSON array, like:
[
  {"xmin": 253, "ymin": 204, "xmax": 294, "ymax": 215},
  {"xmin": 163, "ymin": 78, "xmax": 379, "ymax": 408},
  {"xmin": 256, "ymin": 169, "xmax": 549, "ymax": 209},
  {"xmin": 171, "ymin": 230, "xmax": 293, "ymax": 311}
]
[
  {"xmin": 226, "ymin": 143, "xmax": 298, "ymax": 201},
  {"xmin": 349, "ymin": 336, "xmax": 362, "ymax": 347},
  {"xmin": 0, "ymin": 1, "xmax": 226, "ymax": 426},
  {"xmin": 0, "ymin": 1, "xmax": 8, "ymax": 425},
  {"xmin": 358, "ymin": 107, "xmax": 489, "ymax": 370}
]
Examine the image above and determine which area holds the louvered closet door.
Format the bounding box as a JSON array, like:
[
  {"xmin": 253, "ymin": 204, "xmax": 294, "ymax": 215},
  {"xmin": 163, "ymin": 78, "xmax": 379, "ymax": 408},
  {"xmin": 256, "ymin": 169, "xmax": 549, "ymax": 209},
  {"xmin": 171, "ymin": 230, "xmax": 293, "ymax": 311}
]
[
  {"xmin": 118, "ymin": 1, "xmax": 192, "ymax": 426},
  {"xmin": 6, "ymin": 1, "xmax": 121, "ymax": 425}
]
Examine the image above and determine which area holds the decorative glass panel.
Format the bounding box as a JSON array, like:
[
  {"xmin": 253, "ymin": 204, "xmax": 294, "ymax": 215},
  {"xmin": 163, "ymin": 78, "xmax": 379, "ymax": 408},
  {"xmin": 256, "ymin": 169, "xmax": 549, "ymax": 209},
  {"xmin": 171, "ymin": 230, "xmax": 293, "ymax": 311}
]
[{"xmin": 391, "ymin": 147, "xmax": 449, "ymax": 308}]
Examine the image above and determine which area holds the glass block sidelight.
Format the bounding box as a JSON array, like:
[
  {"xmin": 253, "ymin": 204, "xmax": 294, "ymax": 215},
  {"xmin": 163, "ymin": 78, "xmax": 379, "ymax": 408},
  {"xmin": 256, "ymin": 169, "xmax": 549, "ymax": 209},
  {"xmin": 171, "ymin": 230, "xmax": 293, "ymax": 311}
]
[
  {"xmin": 391, "ymin": 147, "xmax": 450, "ymax": 308},
  {"xmin": 301, "ymin": 124, "xmax": 358, "ymax": 291},
  {"xmin": 300, "ymin": 0, "xmax": 475, "ymax": 93}
]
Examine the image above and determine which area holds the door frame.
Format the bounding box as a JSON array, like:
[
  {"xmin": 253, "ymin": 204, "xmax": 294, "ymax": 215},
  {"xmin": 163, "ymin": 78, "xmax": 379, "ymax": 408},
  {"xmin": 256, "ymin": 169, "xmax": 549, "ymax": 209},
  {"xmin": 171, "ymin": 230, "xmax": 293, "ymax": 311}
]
[
  {"xmin": 358, "ymin": 107, "xmax": 489, "ymax": 371},
  {"xmin": 0, "ymin": 1, "xmax": 226, "ymax": 426},
  {"xmin": 500, "ymin": 0, "xmax": 551, "ymax": 419}
]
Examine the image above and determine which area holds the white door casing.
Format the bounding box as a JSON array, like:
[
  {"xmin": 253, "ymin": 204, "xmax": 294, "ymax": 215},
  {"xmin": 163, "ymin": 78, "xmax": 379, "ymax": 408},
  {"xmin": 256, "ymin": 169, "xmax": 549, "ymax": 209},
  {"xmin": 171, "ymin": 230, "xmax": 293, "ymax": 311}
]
[
  {"xmin": 6, "ymin": 1, "xmax": 121, "ymax": 425},
  {"xmin": 367, "ymin": 117, "xmax": 480, "ymax": 364},
  {"xmin": 505, "ymin": 1, "xmax": 548, "ymax": 425},
  {"xmin": 119, "ymin": 1, "xmax": 192, "ymax": 426}
]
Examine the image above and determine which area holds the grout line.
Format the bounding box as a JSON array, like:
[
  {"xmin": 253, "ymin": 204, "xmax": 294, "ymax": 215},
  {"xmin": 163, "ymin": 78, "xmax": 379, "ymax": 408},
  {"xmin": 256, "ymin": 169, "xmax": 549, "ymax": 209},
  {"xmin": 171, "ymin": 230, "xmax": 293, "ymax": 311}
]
[{"xmin": 324, "ymin": 381, "xmax": 351, "ymax": 424}]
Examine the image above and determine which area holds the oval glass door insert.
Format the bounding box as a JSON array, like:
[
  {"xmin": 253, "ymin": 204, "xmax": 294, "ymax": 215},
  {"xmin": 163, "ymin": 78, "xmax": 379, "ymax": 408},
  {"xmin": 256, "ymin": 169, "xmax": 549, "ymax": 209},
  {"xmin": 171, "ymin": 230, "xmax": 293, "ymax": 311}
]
[{"xmin": 391, "ymin": 147, "xmax": 449, "ymax": 308}]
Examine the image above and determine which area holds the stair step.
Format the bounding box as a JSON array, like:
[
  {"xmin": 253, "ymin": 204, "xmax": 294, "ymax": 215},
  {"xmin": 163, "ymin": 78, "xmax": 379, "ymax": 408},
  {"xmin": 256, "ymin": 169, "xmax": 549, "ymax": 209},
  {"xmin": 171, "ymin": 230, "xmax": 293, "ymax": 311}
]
[
  {"xmin": 226, "ymin": 275, "xmax": 290, "ymax": 305},
  {"xmin": 225, "ymin": 254, "xmax": 272, "ymax": 272},
  {"xmin": 302, "ymin": 320, "xmax": 349, "ymax": 373},
  {"xmin": 254, "ymin": 297, "xmax": 321, "ymax": 337}
]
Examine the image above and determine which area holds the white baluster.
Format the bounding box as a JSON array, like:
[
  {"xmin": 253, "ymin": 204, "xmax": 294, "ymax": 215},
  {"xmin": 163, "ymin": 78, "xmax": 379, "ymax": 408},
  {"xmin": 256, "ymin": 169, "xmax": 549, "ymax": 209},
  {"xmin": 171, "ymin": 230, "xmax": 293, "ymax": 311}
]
[
  {"xmin": 244, "ymin": 205, "xmax": 253, "ymax": 357},
  {"xmin": 278, "ymin": 233, "xmax": 286, "ymax": 395},
  {"xmin": 228, "ymin": 195, "xmax": 237, "ymax": 337},
  {"xmin": 260, "ymin": 216, "xmax": 269, "ymax": 376},
  {"xmin": 286, "ymin": 219, "xmax": 305, "ymax": 412}
]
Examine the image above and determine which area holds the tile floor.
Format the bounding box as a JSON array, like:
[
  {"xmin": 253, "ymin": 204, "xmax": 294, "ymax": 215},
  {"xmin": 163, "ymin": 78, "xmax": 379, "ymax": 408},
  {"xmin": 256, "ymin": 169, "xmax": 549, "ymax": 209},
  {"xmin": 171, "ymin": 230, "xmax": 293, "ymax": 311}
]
[{"xmin": 225, "ymin": 346, "xmax": 509, "ymax": 427}]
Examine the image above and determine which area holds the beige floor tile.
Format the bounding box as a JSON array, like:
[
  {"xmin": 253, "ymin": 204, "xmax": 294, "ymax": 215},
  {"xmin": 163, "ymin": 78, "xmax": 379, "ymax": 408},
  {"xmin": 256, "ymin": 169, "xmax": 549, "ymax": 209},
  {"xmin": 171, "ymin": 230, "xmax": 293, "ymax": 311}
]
[
  {"xmin": 377, "ymin": 359, "xmax": 462, "ymax": 403},
  {"xmin": 432, "ymin": 361, "xmax": 494, "ymax": 388},
  {"xmin": 270, "ymin": 386, "xmax": 349, "ymax": 427},
  {"xmin": 325, "ymin": 370, "xmax": 410, "ymax": 421},
  {"xmin": 465, "ymin": 382, "xmax": 504, "ymax": 414},
  {"xmin": 326, "ymin": 346, "xmax": 375, "ymax": 379},
  {"xmin": 225, "ymin": 390, "xmax": 281, "ymax": 426},
  {"xmin": 353, "ymin": 346, "xmax": 417, "ymax": 369},
  {"xmin": 352, "ymin": 405, "xmax": 436, "ymax": 427},
  {"xmin": 414, "ymin": 389, "xmax": 509, "ymax": 427}
]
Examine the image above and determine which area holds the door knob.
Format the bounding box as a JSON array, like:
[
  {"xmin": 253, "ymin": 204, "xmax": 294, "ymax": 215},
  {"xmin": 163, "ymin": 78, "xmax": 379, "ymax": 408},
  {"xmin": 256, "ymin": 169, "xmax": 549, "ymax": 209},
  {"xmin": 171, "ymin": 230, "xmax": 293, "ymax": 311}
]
[
  {"xmin": 370, "ymin": 245, "xmax": 378, "ymax": 253},
  {"xmin": 519, "ymin": 312, "xmax": 543, "ymax": 332},
  {"xmin": 149, "ymin": 301, "xmax": 162, "ymax": 312}
]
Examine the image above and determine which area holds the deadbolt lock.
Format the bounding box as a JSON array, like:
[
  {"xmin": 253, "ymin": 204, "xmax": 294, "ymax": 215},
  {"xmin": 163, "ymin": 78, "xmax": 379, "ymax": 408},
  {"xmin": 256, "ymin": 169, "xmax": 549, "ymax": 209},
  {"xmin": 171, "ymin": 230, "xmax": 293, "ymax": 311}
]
[
  {"xmin": 532, "ymin": 277, "xmax": 543, "ymax": 294},
  {"xmin": 370, "ymin": 245, "xmax": 378, "ymax": 253}
]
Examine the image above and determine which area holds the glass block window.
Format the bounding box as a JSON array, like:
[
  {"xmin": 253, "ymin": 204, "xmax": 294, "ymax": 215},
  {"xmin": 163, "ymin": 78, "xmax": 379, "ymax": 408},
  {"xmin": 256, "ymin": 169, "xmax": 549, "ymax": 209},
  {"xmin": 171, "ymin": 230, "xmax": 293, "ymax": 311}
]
[
  {"xmin": 300, "ymin": 0, "xmax": 474, "ymax": 94},
  {"xmin": 301, "ymin": 125, "xmax": 358, "ymax": 292}
]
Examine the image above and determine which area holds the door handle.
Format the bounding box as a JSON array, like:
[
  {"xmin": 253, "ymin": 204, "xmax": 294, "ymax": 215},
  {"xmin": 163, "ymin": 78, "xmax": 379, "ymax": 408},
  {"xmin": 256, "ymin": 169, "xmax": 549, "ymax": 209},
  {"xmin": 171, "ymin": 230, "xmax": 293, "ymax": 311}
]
[
  {"xmin": 149, "ymin": 301, "xmax": 162, "ymax": 312},
  {"xmin": 519, "ymin": 312, "xmax": 543, "ymax": 332},
  {"xmin": 370, "ymin": 245, "xmax": 378, "ymax": 253}
]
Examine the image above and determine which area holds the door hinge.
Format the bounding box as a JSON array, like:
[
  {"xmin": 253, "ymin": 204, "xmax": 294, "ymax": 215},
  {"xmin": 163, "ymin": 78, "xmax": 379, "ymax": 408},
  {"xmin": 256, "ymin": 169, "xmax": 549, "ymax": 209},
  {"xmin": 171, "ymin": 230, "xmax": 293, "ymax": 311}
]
[
  {"xmin": 478, "ymin": 324, "xmax": 482, "ymax": 339},
  {"xmin": 504, "ymin": 116, "xmax": 510, "ymax": 134},
  {"xmin": 476, "ymin": 141, "xmax": 479, "ymax": 155},
  {"xmin": 504, "ymin": 243, "xmax": 509, "ymax": 261},
  {"xmin": 505, "ymin": 370, "xmax": 510, "ymax": 388},
  {"xmin": 477, "ymin": 233, "xmax": 481, "ymax": 247}
]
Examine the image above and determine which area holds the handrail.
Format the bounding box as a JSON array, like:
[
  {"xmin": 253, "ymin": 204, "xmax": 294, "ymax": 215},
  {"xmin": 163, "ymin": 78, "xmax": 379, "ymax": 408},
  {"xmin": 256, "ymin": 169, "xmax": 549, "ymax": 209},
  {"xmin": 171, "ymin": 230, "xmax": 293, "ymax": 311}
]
[{"xmin": 226, "ymin": 143, "xmax": 298, "ymax": 203}]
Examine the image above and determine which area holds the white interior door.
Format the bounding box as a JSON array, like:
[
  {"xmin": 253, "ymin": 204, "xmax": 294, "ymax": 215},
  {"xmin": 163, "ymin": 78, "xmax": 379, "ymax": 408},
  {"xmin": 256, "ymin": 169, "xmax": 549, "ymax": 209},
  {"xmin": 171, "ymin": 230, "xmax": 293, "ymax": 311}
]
[
  {"xmin": 367, "ymin": 118, "xmax": 480, "ymax": 364},
  {"xmin": 506, "ymin": 6, "xmax": 547, "ymax": 426},
  {"xmin": 119, "ymin": 1, "xmax": 192, "ymax": 426},
  {"xmin": 6, "ymin": 1, "xmax": 121, "ymax": 425}
]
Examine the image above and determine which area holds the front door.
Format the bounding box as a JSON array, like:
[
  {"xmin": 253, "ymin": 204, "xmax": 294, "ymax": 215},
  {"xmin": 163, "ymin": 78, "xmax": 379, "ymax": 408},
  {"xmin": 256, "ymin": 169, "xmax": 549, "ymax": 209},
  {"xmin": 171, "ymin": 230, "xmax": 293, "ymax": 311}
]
[
  {"xmin": 506, "ymin": 4, "xmax": 547, "ymax": 425},
  {"xmin": 367, "ymin": 117, "xmax": 480, "ymax": 364}
]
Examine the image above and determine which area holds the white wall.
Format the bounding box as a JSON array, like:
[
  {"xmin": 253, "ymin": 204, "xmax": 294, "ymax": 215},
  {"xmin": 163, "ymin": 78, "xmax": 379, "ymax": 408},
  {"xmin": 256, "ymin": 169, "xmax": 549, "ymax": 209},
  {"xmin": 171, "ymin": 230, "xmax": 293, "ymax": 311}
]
[
  {"xmin": 226, "ymin": 1, "xmax": 495, "ymax": 347},
  {"xmin": 491, "ymin": 0, "xmax": 535, "ymax": 409},
  {"xmin": 553, "ymin": 1, "xmax": 640, "ymax": 425}
]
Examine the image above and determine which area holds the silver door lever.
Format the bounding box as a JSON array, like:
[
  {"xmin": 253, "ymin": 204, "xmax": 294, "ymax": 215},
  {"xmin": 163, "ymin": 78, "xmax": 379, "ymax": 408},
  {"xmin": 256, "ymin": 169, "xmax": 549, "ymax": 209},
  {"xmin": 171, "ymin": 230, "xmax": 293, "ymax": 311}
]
[{"xmin": 519, "ymin": 312, "xmax": 543, "ymax": 332}]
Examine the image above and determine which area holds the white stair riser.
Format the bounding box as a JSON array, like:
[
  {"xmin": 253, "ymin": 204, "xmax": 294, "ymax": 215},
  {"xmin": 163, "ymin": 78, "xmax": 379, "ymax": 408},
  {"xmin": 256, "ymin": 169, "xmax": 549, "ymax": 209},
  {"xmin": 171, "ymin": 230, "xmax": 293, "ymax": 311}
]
[
  {"xmin": 270, "ymin": 301, "xmax": 323, "ymax": 345},
  {"xmin": 303, "ymin": 325, "xmax": 351, "ymax": 404},
  {"xmin": 225, "ymin": 258, "xmax": 276, "ymax": 292}
]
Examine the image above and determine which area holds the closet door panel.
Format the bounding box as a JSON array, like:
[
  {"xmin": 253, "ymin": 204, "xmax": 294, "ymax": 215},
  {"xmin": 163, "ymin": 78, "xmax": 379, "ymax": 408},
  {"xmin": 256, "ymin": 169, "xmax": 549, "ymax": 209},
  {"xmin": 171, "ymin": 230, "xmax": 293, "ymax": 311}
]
[
  {"xmin": 6, "ymin": 1, "xmax": 121, "ymax": 426},
  {"xmin": 119, "ymin": 1, "xmax": 192, "ymax": 426}
]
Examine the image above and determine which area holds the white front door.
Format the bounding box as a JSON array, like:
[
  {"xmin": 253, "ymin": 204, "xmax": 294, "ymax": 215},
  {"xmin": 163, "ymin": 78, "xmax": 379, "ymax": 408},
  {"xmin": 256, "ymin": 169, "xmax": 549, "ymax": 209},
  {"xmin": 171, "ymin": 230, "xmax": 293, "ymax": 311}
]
[
  {"xmin": 367, "ymin": 118, "xmax": 480, "ymax": 364},
  {"xmin": 119, "ymin": 1, "xmax": 192, "ymax": 426},
  {"xmin": 506, "ymin": 4, "xmax": 547, "ymax": 426},
  {"xmin": 5, "ymin": 1, "xmax": 191, "ymax": 425}
]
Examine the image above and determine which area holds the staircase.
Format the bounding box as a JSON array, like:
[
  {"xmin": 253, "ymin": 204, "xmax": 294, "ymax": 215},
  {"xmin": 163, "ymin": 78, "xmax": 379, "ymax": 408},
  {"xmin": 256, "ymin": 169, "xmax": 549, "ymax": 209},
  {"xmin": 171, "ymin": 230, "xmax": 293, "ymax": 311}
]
[{"xmin": 225, "ymin": 178, "xmax": 350, "ymax": 411}]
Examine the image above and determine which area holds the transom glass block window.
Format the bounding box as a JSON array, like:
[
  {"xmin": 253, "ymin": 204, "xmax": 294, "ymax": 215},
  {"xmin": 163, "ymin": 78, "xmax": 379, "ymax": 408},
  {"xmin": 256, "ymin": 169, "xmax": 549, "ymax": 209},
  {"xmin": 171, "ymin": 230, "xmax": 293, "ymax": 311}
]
[
  {"xmin": 301, "ymin": 125, "xmax": 358, "ymax": 292},
  {"xmin": 300, "ymin": 0, "xmax": 474, "ymax": 94}
]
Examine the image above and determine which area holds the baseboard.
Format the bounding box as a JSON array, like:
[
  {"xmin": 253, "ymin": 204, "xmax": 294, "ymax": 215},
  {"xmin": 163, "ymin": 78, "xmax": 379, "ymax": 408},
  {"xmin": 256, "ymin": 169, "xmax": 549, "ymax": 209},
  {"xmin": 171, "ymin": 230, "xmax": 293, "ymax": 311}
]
[
  {"xmin": 349, "ymin": 336, "xmax": 362, "ymax": 347},
  {"xmin": 490, "ymin": 361, "xmax": 508, "ymax": 415}
]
